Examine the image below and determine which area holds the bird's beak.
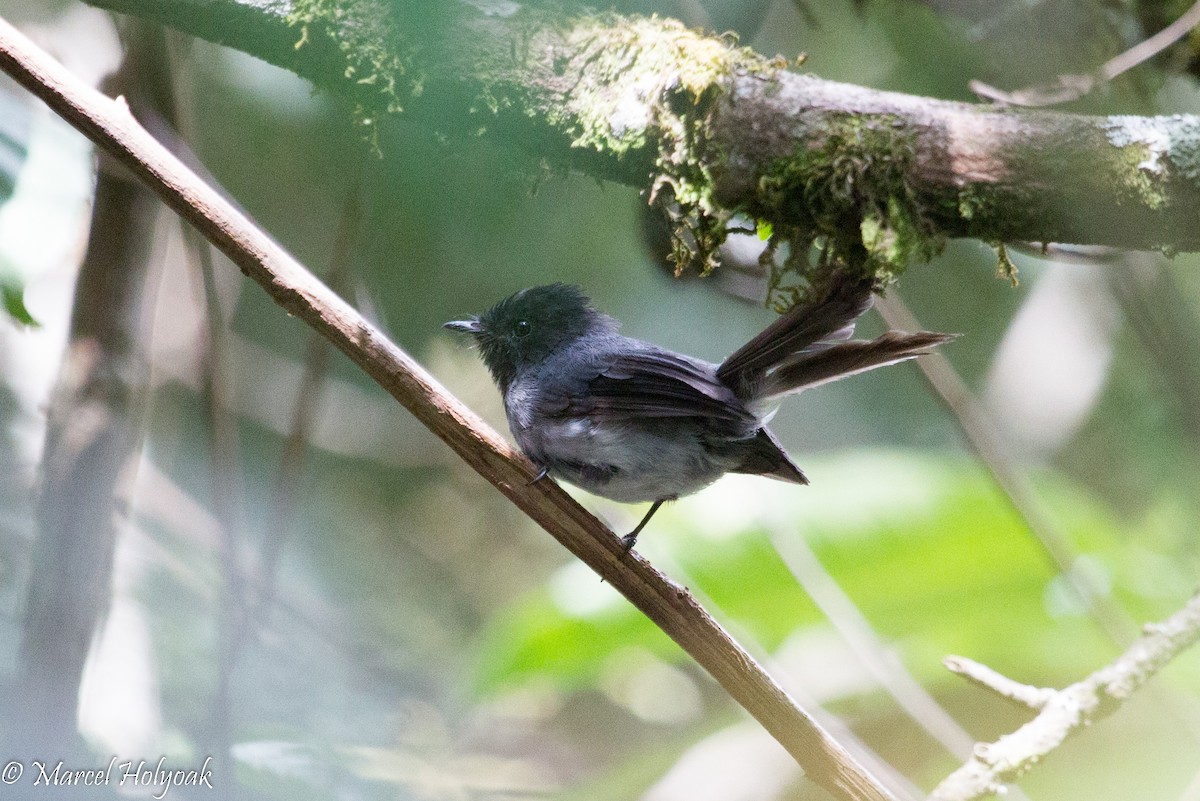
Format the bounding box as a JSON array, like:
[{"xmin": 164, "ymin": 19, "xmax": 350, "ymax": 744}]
[{"xmin": 443, "ymin": 318, "xmax": 481, "ymax": 334}]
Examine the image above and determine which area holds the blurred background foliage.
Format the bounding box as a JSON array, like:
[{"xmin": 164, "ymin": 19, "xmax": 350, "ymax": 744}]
[{"xmin": 1, "ymin": 0, "xmax": 1200, "ymax": 799}]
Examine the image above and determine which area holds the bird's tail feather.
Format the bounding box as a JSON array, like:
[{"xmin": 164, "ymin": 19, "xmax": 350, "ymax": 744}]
[
  {"xmin": 717, "ymin": 272, "xmax": 875, "ymax": 392},
  {"xmin": 757, "ymin": 330, "xmax": 955, "ymax": 399}
]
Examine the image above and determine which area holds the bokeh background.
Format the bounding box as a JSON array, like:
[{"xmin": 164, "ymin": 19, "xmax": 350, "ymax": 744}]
[{"xmin": 1, "ymin": 0, "xmax": 1200, "ymax": 799}]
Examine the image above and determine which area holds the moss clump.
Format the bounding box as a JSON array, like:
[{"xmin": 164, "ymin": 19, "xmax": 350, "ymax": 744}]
[
  {"xmin": 283, "ymin": 4, "xmax": 944, "ymax": 302},
  {"xmin": 753, "ymin": 113, "xmax": 943, "ymax": 305},
  {"xmin": 553, "ymin": 15, "xmax": 750, "ymax": 155},
  {"xmin": 994, "ymin": 241, "xmax": 1019, "ymax": 286},
  {"xmin": 541, "ymin": 14, "xmax": 782, "ymax": 274},
  {"xmin": 288, "ymin": 0, "xmax": 419, "ymax": 135}
]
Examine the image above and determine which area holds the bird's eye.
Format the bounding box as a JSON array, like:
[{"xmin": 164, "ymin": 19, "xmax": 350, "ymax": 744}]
[{"xmin": 514, "ymin": 320, "xmax": 532, "ymax": 338}]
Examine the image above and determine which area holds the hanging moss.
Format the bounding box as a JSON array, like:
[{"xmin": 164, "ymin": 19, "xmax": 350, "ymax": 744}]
[
  {"xmin": 284, "ymin": 4, "xmax": 944, "ymax": 301},
  {"xmin": 532, "ymin": 14, "xmax": 783, "ymax": 275},
  {"xmin": 994, "ymin": 241, "xmax": 1019, "ymax": 286},
  {"xmin": 755, "ymin": 113, "xmax": 944, "ymax": 291}
]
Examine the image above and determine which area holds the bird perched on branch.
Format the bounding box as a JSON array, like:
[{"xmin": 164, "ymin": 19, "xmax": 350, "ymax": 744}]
[{"xmin": 446, "ymin": 273, "xmax": 953, "ymax": 551}]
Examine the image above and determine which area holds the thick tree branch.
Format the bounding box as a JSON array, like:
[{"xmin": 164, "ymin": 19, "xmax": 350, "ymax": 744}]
[
  {"xmin": 931, "ymin": 591, "xmax": 1200, "ymax": 801},
  {"xmin": 82, "ymin": 0, "xmax": 1200, "ymax": 281},
  {"xmin": 0, "ymin": 15, "xmax": 900, "ymax": 801}
]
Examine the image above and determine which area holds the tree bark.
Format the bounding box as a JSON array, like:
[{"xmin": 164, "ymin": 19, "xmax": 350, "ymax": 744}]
[{"xmin": 82, "ymin": 0, "xmax": 1200, "ymax": 276}]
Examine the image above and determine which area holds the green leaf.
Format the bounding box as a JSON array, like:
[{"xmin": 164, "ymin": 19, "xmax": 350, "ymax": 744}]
[
  {"xmin": 2, "ymin": 277, "xmax": 38, "ymax": 327},
  {"xmin": 756, "ymin": 219, "xmax": 773, "ymax": 240}
]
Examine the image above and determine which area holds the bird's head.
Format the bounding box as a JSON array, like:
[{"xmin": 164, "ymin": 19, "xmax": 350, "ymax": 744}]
[{"xmin": 445, "ymin": 284, "xmax": 614, "ymax": 390}]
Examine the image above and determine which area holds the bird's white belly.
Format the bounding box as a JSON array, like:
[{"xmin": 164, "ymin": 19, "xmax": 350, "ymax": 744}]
[{"xmin": 523, "ymin": 416, "xmax": 726, "ymax": 504}]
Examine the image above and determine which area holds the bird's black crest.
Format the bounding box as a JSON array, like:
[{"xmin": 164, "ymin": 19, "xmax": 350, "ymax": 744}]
[{"xmin": 465, "ymin": 284, "xmax": 615, "ymax": 390}]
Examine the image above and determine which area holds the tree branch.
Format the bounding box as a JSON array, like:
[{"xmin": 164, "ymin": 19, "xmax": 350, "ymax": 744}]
[
  {"xmin": 0, "ymin": 15, "xmax": 900, "ymax": 801},
  {"xmin": 931, "ymin": 591, "xmax": 1200, "ymax": 801},
  {"xmin": 82, "ymin": 0, "xmax": 1200, "ymax": 282}
]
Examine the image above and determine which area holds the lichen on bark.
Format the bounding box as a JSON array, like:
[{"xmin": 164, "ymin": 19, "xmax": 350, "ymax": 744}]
[
  {"xmin": 541, "ymin": 13, "xmax": 785, "ymax": 276},
  {"xmin": 287, "ymin": 0, "xmax": 420, "ymax": 125}
]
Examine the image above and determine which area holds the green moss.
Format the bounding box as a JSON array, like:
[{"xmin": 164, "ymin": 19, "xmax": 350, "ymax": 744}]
[
  {"xmin": 957, "ymin": 187, "xmax": 986, "ymax": 222},
  {"xmin": 283, "ymin": 5, "xmax": 947, "ymax": 301},
  {"xmin": 288, "ymin": 0, "xmax": 418, "ymax": 129},
  {"xmin": 1117, "ymin": 144, "xmax": 1168, "ymax": 211},
  {"xmin": 1103, "ymin": 116, "xmax": 1172, "ymax": 211},
  {"xmin": 538, "ymin": 14, "xmax": 782, "ymax": 275},
  {"xmin": 994, "ymin": 242, "xmax": 1019, "ymax": 287},
  {"xmin": 754, "ymin": 113, "xmax": 944, "ymax": 306}
]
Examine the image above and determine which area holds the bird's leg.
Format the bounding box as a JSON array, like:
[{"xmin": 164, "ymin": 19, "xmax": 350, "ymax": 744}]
[
  {"xmin": 621, "ymin": 499, "xmax": 665, "ymax": 553},
  {"xmin": 527, "ymin": 465, "xmax": 550, "ymax": 486}
]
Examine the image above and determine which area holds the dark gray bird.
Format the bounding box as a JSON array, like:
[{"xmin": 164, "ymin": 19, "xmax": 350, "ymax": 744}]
[{"xmin": 445, "ymin": 274, "xmax": 953, "ymax": 550}]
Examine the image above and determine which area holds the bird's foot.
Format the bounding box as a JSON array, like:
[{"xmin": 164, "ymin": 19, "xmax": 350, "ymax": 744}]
[
  {"xmin": 619, "ymin": 498, "xmax": 668, "ymax": 555},
  {"xmin": 527, "ymin": 466, "xmax": 550, "ymax": 486}
]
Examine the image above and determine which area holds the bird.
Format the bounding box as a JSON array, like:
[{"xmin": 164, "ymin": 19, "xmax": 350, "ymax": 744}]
[{"xmin": 445, "ymin": 273, "xmax": 953, "ymax": 551}]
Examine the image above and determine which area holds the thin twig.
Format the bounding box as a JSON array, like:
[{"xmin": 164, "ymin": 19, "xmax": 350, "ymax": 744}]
[
  {"xmin": 873, "ymin": 291, "xmax": 1141, "ymax": 648},
  {"xmin": 931, "ymin": 592, "xmax": 1200, "ymax": 801},
  {"xmin": 194, "ymin": 223, "xmax": 243, "ymax": 801},
  {"xmin": 1108, "ymin": 256, "xmax": 1200, "ymax": 446},
  {"xmin": 942, "ymin": 657, "xmax": 1056, "ymax": 711},
  {"xmin": 158, "ymin": 36, "xmax": 246, "ymax": 791},
  {"xmin": 970, "ymin": 0, "xmax": 1200, "ymax": 106},
  {"xmin": 0, "ymin": 16, "xmax": 896, "ymax": 801},
  {"xmin": 1101, "ymin": 0, "xmax": 1200, "ymax": 81}
]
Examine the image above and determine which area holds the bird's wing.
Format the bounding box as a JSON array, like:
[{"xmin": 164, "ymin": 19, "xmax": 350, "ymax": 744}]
[
  {"xmin": 717, "ymin": 271, "xmax": 875, "ymax": 389},
  {"xmin": 549, "ymin": 349, "xmax": 755, "ymax": 425}
]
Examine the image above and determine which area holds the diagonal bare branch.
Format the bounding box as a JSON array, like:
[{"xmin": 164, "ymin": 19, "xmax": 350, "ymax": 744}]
[{"xmin": 0, "ymin": 15, "xmax": 899, "ymax": 801}]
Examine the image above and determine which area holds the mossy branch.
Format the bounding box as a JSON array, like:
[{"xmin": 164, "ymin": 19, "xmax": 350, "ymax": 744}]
[
  {"xmin": 86, "ymin": 0, "xmax": 1200, "ymax": 293},
  {"xmin": 0, "ymin": 14, "xmax": 902, "ymax": 801}
]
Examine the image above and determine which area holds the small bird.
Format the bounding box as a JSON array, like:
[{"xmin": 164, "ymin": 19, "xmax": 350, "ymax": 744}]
[{"xmin": 445, "ymin": 273, "xmax": 953, "ymax": 551}]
